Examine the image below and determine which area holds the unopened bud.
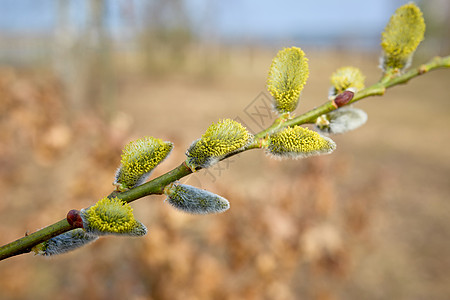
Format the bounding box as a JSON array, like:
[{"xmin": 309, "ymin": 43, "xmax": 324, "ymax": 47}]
[
  {"xmin": 67, "ymin": 209, "xmax": 84, "ymax": 228},
  {"xmin": 333, "ymin": 90, "xmax": 354, "ymax": 108}
]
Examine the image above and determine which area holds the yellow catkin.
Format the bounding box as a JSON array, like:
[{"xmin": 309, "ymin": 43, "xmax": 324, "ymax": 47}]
[
  {"xmin": 330, "ymin": 66, "xmax": 365, "ymax": 95},
  {"xmin": 267, "ymin": 126, "xmax": 336, "ymax": 159},
  {"xmin": 267, "ymin": 47, "xmax": 309, "ymax": 113},
  {"xmin": 186, "ymin": 119, "xmax": 253, "ymax": 170},
  {"xmin": 81, "ymin": 197, "xmax": 147, "ymax": 236},
  {"xmin": 381, "ymin": 3, "xmax": 425, "ymax": 71},
  {"xmin": 114, "ymin": 136, "xmax": 173, "ymax": 191}
]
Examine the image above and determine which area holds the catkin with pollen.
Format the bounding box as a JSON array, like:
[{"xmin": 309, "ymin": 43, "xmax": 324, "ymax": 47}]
[
  {"xmin": 186, "ymin": 119, "xmax": 253, "ymax": 171},
  {"xmin": 266, "ymin": 126, "xmax": 336, "ymax": 159},
  {"xmin": 329, "ymin": 66, "xmax": 365, "ymax": 96},
  {"xmin": 80, "ymin": 197, "xmax": 147, "ymax": 236},
  {"xmin": 114, "ymin": 136, "xmax": 173, "ymax": 191},
  {"xmin": 267, "ymin": 47, "xmax": 309, "ymax": 114},
  {"xmin": 381, "ymin": 3, "xmax": 425, "ymax": 71}
]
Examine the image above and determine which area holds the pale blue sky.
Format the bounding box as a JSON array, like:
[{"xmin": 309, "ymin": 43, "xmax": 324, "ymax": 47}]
[{"xmin": 0, "ymin": 0, "xmax": 416, "ymax": 46}]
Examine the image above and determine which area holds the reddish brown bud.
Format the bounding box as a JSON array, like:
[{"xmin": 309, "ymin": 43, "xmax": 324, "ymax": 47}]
[
  {"xmin": 67, "ymin": 209, "xmax": 84, "ymax": 228},
  {"xmin": 418, "ymin": 65, "xmax": 427, "ymax": 75},
  {"xmin": 333, "ymin": 90, "xmax": 354, "ymax": 107}
]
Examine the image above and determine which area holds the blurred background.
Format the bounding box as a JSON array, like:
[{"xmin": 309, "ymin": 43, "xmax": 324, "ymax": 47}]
[{"xmin": 0, "ymin": 0, "xmax": 449, "ymax": 299}]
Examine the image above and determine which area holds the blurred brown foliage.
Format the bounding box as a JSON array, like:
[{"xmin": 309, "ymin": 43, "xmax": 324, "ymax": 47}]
[{"xmin": 0, "ymin": 48, "xmax": 449, "ymax": 300}]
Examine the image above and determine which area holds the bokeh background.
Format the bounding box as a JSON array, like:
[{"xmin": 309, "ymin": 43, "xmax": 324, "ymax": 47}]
[{"xmin": 1, "ymin": 0, "xmax": 450, "ymax": 299}]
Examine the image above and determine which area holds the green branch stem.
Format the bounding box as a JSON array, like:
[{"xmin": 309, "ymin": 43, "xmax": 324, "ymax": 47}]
[
  {"xmin": 0, "ymin": 219, "xmax": 73, "ymax": 260},
  {"xmin": 1, "ymin": 55, "xmax": 449, "ymax": 261}
]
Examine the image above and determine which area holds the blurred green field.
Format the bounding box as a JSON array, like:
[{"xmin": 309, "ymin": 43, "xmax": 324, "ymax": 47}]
[{"xmin": 0, "ymin": 48, "xmax": 449, "ymax": 300}]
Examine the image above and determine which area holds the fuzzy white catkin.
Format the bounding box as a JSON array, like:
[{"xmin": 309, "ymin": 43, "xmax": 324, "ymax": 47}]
[
  {"xmin": 37, "ymin": 229, "xmax": 98, "ymax": 256},
  {"xmin": 316, "ymin": 107, "xmax": 368, "ymax": 135},
  {"xmin": 165, "ymin": 183, "xmax": 230, "ymax": 214}
]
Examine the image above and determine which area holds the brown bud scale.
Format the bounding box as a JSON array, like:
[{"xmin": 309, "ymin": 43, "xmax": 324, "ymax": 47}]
[
  {"xmin": 333, "ymin": 90, "xmax": 354, "ymax": 107},
  {"xmin": 67, "ymin": 209, "xmax": 84, "ymax": 228}
]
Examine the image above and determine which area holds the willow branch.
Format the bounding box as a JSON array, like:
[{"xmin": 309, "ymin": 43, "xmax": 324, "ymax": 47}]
[
  {"xmin": 1, "ymin": 55, "xmax": 449, "ymax": 261},
  {"xmin": 0, "ymin": 219, "xmax": 73, "ymax": 260}
]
